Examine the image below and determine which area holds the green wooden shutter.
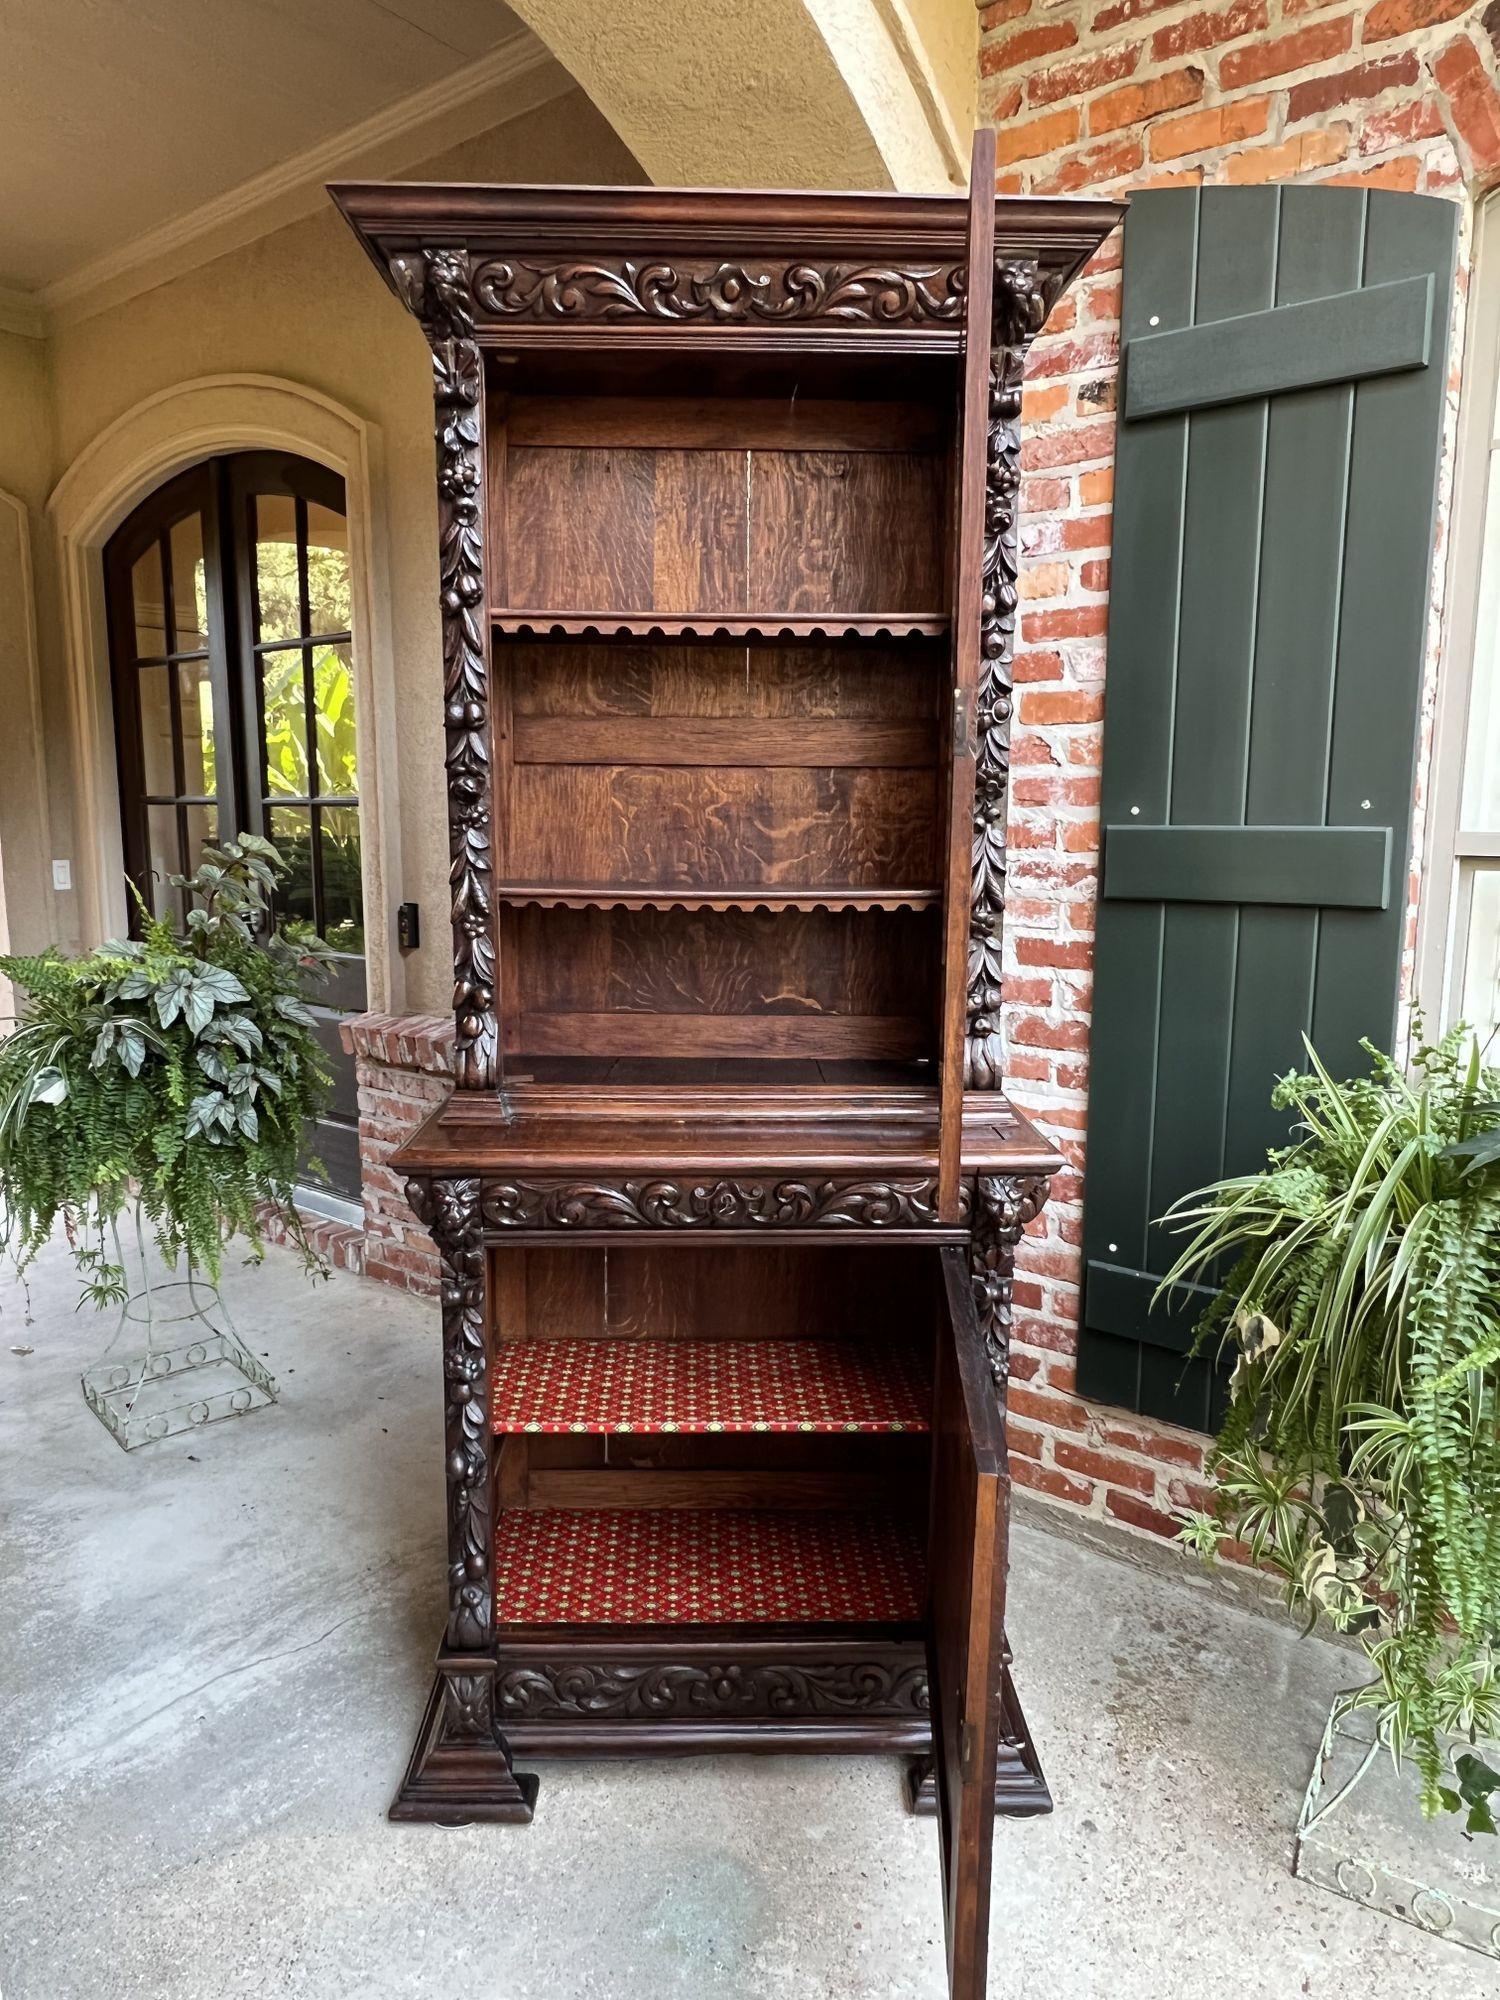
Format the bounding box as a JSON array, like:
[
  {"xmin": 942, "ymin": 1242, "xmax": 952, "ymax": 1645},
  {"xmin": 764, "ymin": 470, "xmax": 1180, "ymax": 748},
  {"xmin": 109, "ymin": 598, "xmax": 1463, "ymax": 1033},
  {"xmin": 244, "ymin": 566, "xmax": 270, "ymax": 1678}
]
[{"xmin": 1077, "ymin": 185, "xmax": 1457, "ymax": 1428}]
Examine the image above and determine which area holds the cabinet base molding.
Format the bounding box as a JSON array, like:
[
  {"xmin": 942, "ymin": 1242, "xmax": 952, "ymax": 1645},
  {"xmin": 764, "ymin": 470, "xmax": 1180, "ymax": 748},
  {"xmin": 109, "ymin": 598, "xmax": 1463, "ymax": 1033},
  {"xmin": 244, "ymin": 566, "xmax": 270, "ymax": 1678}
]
[{"xmin": 390, "ymin": 1634, "xmax": 1048, "ymax": 1821}]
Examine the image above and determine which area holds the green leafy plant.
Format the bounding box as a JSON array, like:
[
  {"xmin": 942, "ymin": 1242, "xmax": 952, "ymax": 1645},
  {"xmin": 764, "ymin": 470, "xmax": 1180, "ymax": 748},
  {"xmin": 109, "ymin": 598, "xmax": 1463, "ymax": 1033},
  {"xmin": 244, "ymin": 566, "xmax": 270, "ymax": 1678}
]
[
  {"xmin": 1161, "ymin": 1027, "xmax": 1500, "ymax": 1833},
  {"xmin": 0, "ymin": 836, "xmax": 334, "ymax": 1306}
]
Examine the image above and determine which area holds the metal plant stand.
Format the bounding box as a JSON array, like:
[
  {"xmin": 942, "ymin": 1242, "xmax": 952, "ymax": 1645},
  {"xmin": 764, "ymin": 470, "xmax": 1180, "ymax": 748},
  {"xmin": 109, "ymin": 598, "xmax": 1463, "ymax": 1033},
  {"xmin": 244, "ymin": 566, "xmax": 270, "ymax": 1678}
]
[
  {"xmin": 1294, "ymin": 1699, "xmax": 1500, "ymax": 1958},
  {"xmin": 80, "ymin": 1263, "xmax": 277, "ymax": 1451}
]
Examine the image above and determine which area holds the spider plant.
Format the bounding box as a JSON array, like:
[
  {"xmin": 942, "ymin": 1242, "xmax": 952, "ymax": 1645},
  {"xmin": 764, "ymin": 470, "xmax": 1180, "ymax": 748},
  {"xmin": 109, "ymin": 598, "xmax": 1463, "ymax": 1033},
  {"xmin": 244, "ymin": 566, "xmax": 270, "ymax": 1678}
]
[{"xmin": 1160, "ymin": 1026, "xmax": 1500, "ymax": 1832}]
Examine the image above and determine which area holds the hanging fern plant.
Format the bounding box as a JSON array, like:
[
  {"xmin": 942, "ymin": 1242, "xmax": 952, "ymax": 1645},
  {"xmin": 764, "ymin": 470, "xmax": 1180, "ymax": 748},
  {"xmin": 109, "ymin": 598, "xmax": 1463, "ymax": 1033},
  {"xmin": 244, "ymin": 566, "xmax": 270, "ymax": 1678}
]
[
  {"xmin": 0, "ymin": 836, "xmax": 334, "ymax": 1305},
  {"xmin": 1162, "ymin": 1027, "xmax": 1500, "ymax": 1833}
]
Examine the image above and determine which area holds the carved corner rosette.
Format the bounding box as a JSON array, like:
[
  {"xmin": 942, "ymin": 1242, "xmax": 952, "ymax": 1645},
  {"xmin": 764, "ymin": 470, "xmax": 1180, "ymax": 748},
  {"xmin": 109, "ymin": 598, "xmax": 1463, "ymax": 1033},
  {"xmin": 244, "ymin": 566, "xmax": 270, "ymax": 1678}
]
[
  {"xmin": 440, "ymin": 1667, "xmax": 500, "ymax": 1742},
  {"xmin": 966, "ymin": 259, "xmax": 1049, "ymax": 1091},
  {"xmin": 970, "ymin": 1171, "xmax": 1051, "ymax": 1391},
  {"xmin": 389, "ymin": 246, "xmax": 498, "ymax": 1090},
  {"xmin": 416, "ymin": 1176, "xmax": 495, "ymax": 1651}
]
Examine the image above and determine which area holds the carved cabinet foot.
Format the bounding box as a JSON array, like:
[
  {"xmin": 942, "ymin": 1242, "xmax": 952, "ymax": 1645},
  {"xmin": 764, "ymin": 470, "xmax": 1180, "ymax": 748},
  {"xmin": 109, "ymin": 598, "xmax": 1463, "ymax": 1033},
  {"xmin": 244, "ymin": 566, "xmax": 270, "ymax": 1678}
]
[
  {"xmin": 904, "ymin": 1668, "xmax": 1052, "ymax": 1819},
  {"xmin": 390, "ymin": 1664, "xmax": 539, "ymax": 1825}
]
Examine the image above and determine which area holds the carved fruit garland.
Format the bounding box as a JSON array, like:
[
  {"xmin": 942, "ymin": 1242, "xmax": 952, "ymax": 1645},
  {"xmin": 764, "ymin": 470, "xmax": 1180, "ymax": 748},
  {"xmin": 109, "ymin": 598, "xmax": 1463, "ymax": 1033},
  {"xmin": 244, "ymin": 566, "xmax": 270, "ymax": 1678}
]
[
  {"xmin": 390, "ymin": 247, "xmax": 498, "ymax": 1089},
  {"xmin": 971, "ymin": 1171, "xmax": 1051, "ymax": 1390},
  {"xmin": 966, "ymin": 260, "xmax": 1047, "ymax": 1091},
  {"xmin": 408, "ymin": 1176, "xmax": 495, "ymax": 1651}
]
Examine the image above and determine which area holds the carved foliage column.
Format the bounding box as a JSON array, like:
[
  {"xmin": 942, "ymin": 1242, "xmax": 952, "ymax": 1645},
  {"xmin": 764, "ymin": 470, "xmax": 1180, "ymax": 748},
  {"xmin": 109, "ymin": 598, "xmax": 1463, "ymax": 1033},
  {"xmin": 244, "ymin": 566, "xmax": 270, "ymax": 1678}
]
[
  {"xmin": 406, "ymin": 1175, "xmax": 494, "ymax": 1651},
  {"xmin": 966, "ymin": 261, "xmax": 1048, "ymax": 1090},
  {"xmin": 970, "ymin": 1171, "xmax": 1051, "ymax": 1392},
  {"xmin": 388, "ymin": 248, "xmax": 498, "ymax": 1089}
]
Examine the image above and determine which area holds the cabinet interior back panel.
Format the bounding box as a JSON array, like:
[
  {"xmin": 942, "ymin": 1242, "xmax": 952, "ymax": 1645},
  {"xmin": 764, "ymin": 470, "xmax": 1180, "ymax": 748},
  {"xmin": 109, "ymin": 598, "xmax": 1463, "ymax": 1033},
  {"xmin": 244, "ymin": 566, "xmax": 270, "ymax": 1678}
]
[{"xmin": 494, "ymin": 397, "xmax": 949, "ymax": 614}]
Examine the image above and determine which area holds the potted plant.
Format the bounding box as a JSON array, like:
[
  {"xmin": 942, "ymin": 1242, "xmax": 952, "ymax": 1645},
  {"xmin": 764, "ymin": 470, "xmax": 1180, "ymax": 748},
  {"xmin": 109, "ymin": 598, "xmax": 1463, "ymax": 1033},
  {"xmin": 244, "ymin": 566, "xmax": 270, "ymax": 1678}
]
[
  {"xmin": 0, "ymin": 836, "xmax": 334, "ymax": 1447},
  {"xmin": 1161, "ymin": 1029, "xmax": 1500, "ymax": 1948}
]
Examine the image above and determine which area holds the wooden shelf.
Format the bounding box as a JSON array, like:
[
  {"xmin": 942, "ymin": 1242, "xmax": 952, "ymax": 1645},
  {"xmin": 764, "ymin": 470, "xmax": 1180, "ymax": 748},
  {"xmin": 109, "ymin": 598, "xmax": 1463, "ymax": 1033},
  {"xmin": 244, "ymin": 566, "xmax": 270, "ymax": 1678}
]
[
  {"xmin": 491, "ymin": 1337, "xmax": 931, "ymax": 1436},
  {"xmin": 493, "ymin": 1507, "xmax": 926, "ymax": 1624},
  {"xmin": 491, "ymin": 611, "xmax": 949, "ymax": 641},
  {"xmin": 497, "ymin": 884, "xmax": 940, "ymax": 913}
]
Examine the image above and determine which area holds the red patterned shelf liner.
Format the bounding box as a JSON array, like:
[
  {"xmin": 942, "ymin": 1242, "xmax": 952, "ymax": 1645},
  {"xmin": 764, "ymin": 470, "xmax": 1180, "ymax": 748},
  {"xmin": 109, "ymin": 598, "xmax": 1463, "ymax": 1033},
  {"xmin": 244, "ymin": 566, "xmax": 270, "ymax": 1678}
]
[
  {"xmin": 494, "ymin": 1507, "xmax": 926, "ymax": 1624},
  {"xmin": 489, "ymin": 1337, "xmax": 931, "ymax": 1435}
]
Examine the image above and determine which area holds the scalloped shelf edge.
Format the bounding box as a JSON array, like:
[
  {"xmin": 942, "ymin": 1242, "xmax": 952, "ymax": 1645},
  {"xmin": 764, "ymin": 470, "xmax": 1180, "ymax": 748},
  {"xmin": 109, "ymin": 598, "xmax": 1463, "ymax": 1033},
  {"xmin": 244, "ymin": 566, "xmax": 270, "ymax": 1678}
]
[
  {"xmin": 490, "ymin": 610, "xmax": 950, "ymax": 641},
  {"xmin": 496, "ymin": 885, "xmax": 942, "ymax": 914}
]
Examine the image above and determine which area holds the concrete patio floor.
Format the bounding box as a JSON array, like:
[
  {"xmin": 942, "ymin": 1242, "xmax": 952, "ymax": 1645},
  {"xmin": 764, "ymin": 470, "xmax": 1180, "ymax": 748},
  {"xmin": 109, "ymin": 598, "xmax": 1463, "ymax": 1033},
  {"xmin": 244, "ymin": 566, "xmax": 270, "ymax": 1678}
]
[{"xmin": 0, "ymin": 1232, "xmax": 1483, "ymax": 2000}]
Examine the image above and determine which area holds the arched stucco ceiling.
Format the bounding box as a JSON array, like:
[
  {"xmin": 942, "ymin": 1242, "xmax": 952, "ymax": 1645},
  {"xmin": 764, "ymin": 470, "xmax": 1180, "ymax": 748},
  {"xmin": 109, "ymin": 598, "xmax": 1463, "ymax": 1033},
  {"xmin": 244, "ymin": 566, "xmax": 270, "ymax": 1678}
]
[{"xmin": 503, "ymin": 0, "xmax": 975, "ymax": 192}]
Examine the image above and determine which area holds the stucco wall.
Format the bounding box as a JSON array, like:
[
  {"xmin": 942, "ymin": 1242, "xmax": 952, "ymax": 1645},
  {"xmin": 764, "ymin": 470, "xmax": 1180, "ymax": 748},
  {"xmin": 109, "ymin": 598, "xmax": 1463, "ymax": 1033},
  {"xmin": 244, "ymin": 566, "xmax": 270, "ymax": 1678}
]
[
  {"xmin": 24, "ymin": 89, "xmax": 642, "ymax": 1005},
  {"xmin": 0, "ymin": 329, "xmax": 57, "ymax": 969}
]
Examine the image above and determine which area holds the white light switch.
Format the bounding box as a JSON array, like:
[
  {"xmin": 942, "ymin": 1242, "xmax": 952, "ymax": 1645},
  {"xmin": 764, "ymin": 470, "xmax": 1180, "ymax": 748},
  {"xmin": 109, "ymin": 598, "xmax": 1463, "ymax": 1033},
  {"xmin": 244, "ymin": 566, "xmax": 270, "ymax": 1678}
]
[{"xmin": 51, "ymin": 858, "xmax": 72, "ymax": 891}]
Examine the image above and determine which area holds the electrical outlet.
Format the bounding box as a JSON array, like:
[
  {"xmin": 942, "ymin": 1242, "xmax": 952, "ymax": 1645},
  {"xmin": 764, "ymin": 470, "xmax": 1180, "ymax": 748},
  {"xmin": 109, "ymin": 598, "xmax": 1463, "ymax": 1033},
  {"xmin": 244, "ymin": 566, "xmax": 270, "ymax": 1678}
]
[{"xmin": 51, "ymin": 858, "xmax": 72, "ymax": 891}]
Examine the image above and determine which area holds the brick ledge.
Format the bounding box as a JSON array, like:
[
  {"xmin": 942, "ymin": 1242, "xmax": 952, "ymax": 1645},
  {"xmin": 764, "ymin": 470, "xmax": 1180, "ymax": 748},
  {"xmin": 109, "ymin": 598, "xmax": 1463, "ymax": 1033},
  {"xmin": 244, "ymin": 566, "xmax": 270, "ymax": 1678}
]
[{"xmin": 340, "ymin": 1010, "xmax": 454, "ymax": 1076}]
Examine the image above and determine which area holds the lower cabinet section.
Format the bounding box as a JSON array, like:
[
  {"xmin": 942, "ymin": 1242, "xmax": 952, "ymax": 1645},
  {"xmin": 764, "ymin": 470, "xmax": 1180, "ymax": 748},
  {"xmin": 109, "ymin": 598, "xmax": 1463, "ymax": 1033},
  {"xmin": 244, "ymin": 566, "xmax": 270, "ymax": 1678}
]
[{"xmin": 393, "ymin": 1189, "xmax": 1058, "ymax": 2000}]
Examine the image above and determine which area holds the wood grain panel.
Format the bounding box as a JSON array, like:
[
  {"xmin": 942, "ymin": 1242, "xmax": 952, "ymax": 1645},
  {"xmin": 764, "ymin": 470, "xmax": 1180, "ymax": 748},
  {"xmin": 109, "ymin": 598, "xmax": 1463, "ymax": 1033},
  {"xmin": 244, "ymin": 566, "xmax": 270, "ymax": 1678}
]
[
  {"xmin": 515, "ymin": 906, "xmax": 934, "ymax": 1016},
  {"xmin": 506, "ymin": 640, "xmax": 943, "ymax": 721},
  {"xmin": 651, "ymin": 451, "xmax": 746, "ymax": 612},
  {"xmin": 508, "ymin": 397, "xmax": 948, "ymax": 451},
  {"xmin": 748, "ymin": 452, "xmax": 945, "ymax": 612},
  {"xmin": 518, "ymin": 1012, "xmax": 926, "ymax": 1059},
  {"xmin": 504, "ymin": 766, "xmax": 938, "ymax": 887},
  {"xmin": 505, "ymin": 446, "xmax": 656, "ymax": 609},
  {"xmin": 513, "ymin": 717, "xmax": 936, "ymax": 768},
  {"xmin": 502, "ymin": 1243, "xmax": 933, "ymax": 1345}
]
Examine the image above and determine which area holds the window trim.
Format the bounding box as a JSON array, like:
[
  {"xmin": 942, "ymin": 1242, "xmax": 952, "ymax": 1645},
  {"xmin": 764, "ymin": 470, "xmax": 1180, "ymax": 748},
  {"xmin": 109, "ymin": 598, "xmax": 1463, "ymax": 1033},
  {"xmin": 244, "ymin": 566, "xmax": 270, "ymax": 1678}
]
[{"xmin": 1419, "ymin": 194, "xmax": 1500, "ymax": 1037}]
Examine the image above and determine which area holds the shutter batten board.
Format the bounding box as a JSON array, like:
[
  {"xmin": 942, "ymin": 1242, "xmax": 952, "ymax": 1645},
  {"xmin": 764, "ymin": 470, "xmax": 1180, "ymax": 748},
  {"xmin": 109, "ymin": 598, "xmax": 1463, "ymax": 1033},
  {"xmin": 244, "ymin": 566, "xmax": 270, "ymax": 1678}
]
[
  {"xmin": 1103, "ymin": 825, "xmax": 1393, "ymax": 909},
  {"xmin": 1123, "ymin": 272, "xmax": 1433, "ymax": 421},
  {"xmin": 1077, "ymin": 187, "xmax": 1457, "ymax": 1429}
]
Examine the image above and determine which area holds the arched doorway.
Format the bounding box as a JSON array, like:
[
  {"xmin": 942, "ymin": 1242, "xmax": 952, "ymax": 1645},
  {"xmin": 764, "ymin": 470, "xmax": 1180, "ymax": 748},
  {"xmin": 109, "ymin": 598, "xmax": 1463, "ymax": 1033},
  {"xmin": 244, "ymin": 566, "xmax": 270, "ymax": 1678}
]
[{"xmin": 103, "ymin": 452, "xmax": 365, "ymax": 1200}]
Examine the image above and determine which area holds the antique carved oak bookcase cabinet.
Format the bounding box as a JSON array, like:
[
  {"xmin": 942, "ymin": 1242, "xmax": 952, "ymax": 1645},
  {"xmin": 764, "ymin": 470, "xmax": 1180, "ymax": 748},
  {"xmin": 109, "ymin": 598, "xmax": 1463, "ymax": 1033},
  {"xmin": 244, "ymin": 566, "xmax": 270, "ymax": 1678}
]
[{"xmin": 335, "ymin": 139, "xmax": 1116, "ymax": 1999}]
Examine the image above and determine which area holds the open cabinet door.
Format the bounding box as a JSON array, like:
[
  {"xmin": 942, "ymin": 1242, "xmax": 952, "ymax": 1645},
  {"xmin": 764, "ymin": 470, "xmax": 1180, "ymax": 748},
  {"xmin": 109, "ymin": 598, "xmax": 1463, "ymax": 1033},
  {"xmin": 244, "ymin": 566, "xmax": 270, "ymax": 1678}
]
[{"xmin": 928, "ymin": 1247, "xmax": 1010, "ymax": 2000}]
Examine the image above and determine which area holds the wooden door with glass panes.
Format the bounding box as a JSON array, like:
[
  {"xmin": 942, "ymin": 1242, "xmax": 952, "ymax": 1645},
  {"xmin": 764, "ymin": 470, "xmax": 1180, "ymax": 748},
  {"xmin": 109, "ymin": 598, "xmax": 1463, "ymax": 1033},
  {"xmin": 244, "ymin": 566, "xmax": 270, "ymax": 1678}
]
[{"xmin": 103, "ymin": 453, "xmax": 365, "ymax": 1198}]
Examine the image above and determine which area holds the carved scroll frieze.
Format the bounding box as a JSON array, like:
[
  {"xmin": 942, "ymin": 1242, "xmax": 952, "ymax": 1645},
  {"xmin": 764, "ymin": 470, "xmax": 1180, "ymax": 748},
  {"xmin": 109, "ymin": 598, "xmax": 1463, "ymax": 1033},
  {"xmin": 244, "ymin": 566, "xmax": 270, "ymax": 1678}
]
[
  {"xmin": 469, "ymin": 256, "xmax": 967, "ymax": 327},
  {"xmin": 476, "ymin": 1176, "xmax": 958, "ymax": 1232},
  {"xmin": 966, "ymin": 259, "xmax": 1048, "ymax": 1091},
  {"xmin": 497, "ymin": 1658, "xmax": 930, "ymax": 1720},
  {"xmin": 408, "ymin": 1176, "xmax": 494, "ymax": 1650},
  {"xmin": 971, "ymin": 1171, "xmax": 1051, "ymax": 1391}
]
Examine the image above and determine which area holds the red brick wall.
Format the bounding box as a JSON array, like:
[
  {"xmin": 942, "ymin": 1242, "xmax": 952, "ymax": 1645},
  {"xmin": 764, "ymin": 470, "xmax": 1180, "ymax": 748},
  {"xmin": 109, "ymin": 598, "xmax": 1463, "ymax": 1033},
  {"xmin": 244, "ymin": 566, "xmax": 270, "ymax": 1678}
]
[
  {"xmin": 984, "ymin": 0, "xmax": 1500, "ymax": 1540},
  {"xmin": 337, "ymin": 1012, "xmax": 452, "ymax": 1297}
]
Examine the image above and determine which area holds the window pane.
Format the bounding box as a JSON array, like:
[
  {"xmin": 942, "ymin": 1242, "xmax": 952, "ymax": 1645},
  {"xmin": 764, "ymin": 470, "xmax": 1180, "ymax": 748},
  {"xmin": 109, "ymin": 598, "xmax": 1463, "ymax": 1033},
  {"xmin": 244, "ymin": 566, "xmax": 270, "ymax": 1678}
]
[
  {"xmin": 182, "ymin": 802, "xmax": 218, "ymax": 882},
  {"xmin": 138, "ymin": 664, "xmax": 177, "ymax": 795},
  {"xmin": 267, "ymin": 806, "xmax": 316, "ymax": 928},
  {"xmin": 132, "ymin": 543, "xmax": 168, "ymax": 658},
  {"xmin": 145, "ymin": 803, "xmax": 180, "ymax": 918},
  {"xmin": 169, "ymin": 513, "xmax": 208, "ymax": 652},
  {"xmin": 1459, "ymin": 865, "xmax": 1500, "ymax": 1050},
  {"xmin": 306, "ymin": 501, "xmax": 351, "ymax": 636},
  {"xmin": 261, "ymin": 648, "xmax": 310, "ymax": 799},
  {"xmin": 320, "ymin": 806, "xmax": 364, "ymax": 954},
  {"xmin": 253, "ymin": 492, "xmax": 301, "ymax": 643},
  {"xmin": 312, "ymin": 643, "xmax": 357, "ymax": 796},
  {"xmin": 178, "ymin": 661, "xmax": 216, "ymax": 795}
]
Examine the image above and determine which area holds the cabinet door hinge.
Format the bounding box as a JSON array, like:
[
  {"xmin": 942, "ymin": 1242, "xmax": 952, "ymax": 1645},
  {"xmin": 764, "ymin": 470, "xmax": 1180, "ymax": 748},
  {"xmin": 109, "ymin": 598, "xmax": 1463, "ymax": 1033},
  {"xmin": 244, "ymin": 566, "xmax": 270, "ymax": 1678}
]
[{"xmin": 953, "ymin": 687, "xmax": 974, "ymax": 758}]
